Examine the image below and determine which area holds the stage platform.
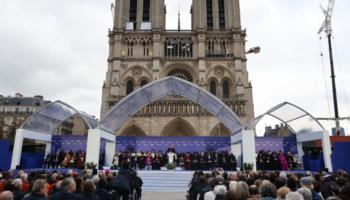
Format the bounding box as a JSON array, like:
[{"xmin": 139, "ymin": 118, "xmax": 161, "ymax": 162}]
[{"xmin": 12, "ymin": 169, "xmax": 312, "ymax": 192}]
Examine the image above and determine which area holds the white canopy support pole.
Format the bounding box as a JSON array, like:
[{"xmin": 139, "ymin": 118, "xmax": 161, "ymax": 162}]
[
  {"xmin": 322, "ymin": 130, "xmax": 333, "ymax": 172},
  {"xmin": 297, "ymin": 142, "xmax": 304, "ymax": 170},
  {"xmin": 11, "ymin": 129, "xmax": 52, "ymax": 169},
  {"xmin": 86, "ymin": 129, "xmax": 101, "ymax": 166},
  {"xmin": 231, "ymin": 130, "xmax": 256, "ymax": 171},
  {"xmin": 101, "ymin": 130, "xmax": 116, "ymax": 167}
]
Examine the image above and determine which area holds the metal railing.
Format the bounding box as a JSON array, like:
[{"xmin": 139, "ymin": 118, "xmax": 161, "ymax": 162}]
[{"xmin": 205, "ymin": 49, "xmax": 234, "ymax": 58}]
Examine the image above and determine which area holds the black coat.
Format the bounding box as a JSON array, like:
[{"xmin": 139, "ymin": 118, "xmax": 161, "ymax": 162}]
[
  {"xmin": 49, "ymin": 191, "xmax": 81, "ymax": 200},
  {"xmin": 95, "ymin": 190, "xmax": 110, "ymax": 200},
  {"xmin": 99, "ymin": 153, "xmax": 105, "ymax": 165},
  {"xmin": 199, "ymin": 186, "xmax": 211, "ymax": 200},
  {"xmin": 45, "ymin": 154, "xmax": 53, "ymax": 162},
  {"xmin": 167, "ymin": 148, "xmax": 176, "ymax": 153},
  {"xmin": 22, "ymin": 194, "xmax": 49, "ymax": 200},
  {"xmin": 14, "ymin": 188, "xmax": 26, "ymax": 200},
  {"xmin": 191, "ymin": 183, "xmax": 208, "ymax": 200},
  {"xmin": 74, "ymin": 186, "xmax": 83, "ymax": 195},
  {"xmin": 81, "ymin": 194, "xmax": 100, "ymax": 200}
]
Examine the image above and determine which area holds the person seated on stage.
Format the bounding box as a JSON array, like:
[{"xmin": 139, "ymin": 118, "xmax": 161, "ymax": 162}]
[
  {"xmin": 185, "ymin": 152, "xmax": 192, "ymax": 170},
  {"xmin": 145, "ymin": 152, "xmax": 153, "ymax": 170},
  {"xmin": 44, "ymin": 151, "xmax": 53, "ymax": 169},
  {"xmin": 265, "ymin": 150, "xmax": 273, "ymax": 170},
  {"xmin": 192, "ymin": 151, "xmax": 200, "ymax": 170},
  {"xmin": 61, "ymin": 150, "xmax": 71, "ymax": 169},
  {"xmin": 152, "ymin": 153, "xmax": 162, "ymax": 170},
  {"xmin": 273, "ymin": 152, "xmax": 281, "ymax": 170},
  {"xmin": 53, "ymin": 150, "xmax": 62, "ymax": 169},
  {"xmin": 294, "ymin": 154, "xmax": 302, "ymax": 171},
  {"xmin": 167, "ymin": 144, "xmax": 175, "ymax": 153},
  {"xmin": 178, "ymin": 152, "xmax": 185, "ymax": 168},
  {"xmin": 286, "ymin": 152, "xmax": 294, "ymax": 170},
  {"xmin": 77, "ymin": 151, "xmax": 86, "ymax": 169},
  {"xmin": 229, "ymin": 152, "xmax": 237, "ymax": 171},
  {"xmin": 69, "ymin": 152, "xmax": 77, "ymax": 169},
  {"xmin": 151, "ymin": 149, "xmax": 155, "ymax": 158},
  {"xmin": 279, "ymin": 152, "xmax": 289, "ymax": 171}
]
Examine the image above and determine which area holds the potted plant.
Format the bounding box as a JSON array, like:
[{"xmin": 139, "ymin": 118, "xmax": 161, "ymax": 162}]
[
  {"xmin": 165, "ymin": 162, "xmax": 176, "ymax": 171},
  {"xmin": 85, "ymin": 162, "xmax": 97, "ymax": 170},
  {"xmin": 243, "ymin": 162, "xmax": 255, "ymax": 171}
]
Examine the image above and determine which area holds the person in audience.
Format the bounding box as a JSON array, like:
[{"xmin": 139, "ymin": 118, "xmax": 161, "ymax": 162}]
[
  {"xmin": 12, "ymin": 178, "xmax": 26, "ymax": 200},
  {"xmin": 37, "ymin": 175, "xmax": 50, "ymax": 196},
  {"xmin": 248, "ymin": 185, "xmax": 260, "ymax": 199},
  {"xmin": 224, "ymin": 190, "xmax": 237, "ymax": 200},
  {"xmin": 286, "ymin": 178, "xmax": 297, "ymax": 192},
  {"xmin": 299, "ymin": 177, "xmax": 323, "ymax": 200},
  {"xmin": 200, "ymin": 178, "xmax": 218, "ymax": 200},
  {"xmin": 0, "ymin": 172, "xmax": 12, "ymax": 192},
  {"xmin": 235, "ymin": 181, "xmax": 249, "ymax": 200},
  {"xmin": 278, "ymin": 186, "xmax": 291, "ymax": 200},
  {"xmin": 92, "ymin": 176, "xmax": 100, "ymax": 190},
  {"xmin": 259, "ymin": 182, "xmax": 278, "ymax": 200},
  {"xmin": 275, "ymin": 177, "xmax": 285, "ymax": 190},
  {"xmin": 0, "ymin": 191, "xmax": 13, "ymax": 200},
  {"xmin": 229, "ymin": 181, "xmax": 238, "ymax": 191},
  {"xmin": 254, "ymin": 180, "xmax": 262, "ymax": 187},
  {"xmin": 286, "ymin": 192, "xmax": 304, "ymax": 200},
  {"xmin": 94, "ymin": 179, "xmax": 109, "ymax": 200},
  {"xmin": 74, "ymin": 178, "xmax": 83, "ymax": 195},
  {"xmin": 191, "ymin": 176, "xmax": 208, "ymax": 200},
  {"xmin": 50, "ymin": 181, "xmax": 61, "ymax": 196},
  {"xmin": 112, "ymin": 162, "xmax": 141, "ymax": 200},
  {"xmin": 213, "ymin": 185, "xmax": 227, "ymax": 200},
  {"xmin": 20, "ymin": 173, "xmax": 30, "ymax": 192},
  {"xmin": 297, "ymin": 187, "xmax": 313, "ymax": 200},
  {"xmin": 49, "ymin": 177, "xmax": 80, "ymax": 200},
  {"xmin": 339, "ymin": 186, "xmax": 350, "ymax": 199},
  {"xmin": 279, "ymin": 172, "xmax": 287, "ymax": 183},
  {"xmin": 22, "ymin": 180, "xmax": 48, "ymax": 200},
  {"xmin": 81, "ymin": 179, "xmax": 99, "ymax": 200}
]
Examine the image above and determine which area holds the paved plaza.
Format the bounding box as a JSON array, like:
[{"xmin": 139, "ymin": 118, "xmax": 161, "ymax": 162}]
[{"xmin": 142, "ymin": 191, "xmax": 187, "ymax": 200}]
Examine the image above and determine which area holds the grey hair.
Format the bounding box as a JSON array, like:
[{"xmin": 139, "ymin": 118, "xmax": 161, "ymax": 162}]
[
  {"xmin": 286, "ymin": 192, "xmax": 304, "ymax": 200},
  {"xmin": 235, "ymin": 181, "xmax": 249, "ymax": 200},
  {"xmin": 51, "ymin": 173, "xmax": 58, "ymax": 180},
  {"xmin": 20, "ymin": 173, "xmax": 28, "ymax": 181},
  {"xmin": 86, "ymin": 169, "xmax": 92, "ymax": 175},
  {"xmin": 297, "ymin": 188, "xmax": 312, "ymax": 200},
  {"xmin": 67, "ymin": 170, "xmax": 73, "ymax": 175},
  {"xmin": 229, "ymin": 181, "xmax": 238, "ymax": 191},
  {"xmin": 32, "ymin": 180, "xmax": 47, "ymax": 194},
  {"xmin": 216, "ymin": 175, "xmax": 224, "ymax": 183},
  {"xmin": 214, "ymin": 185, "xmax": 227, "ymax": 196},
  {"xmin": 259, "ymin": 183, "xmax": 278, "ymax": 198},
  {"xmin": 3, "ymin": 191, "xmax": 13, "ymax": 200},
  {"xmin": 13, "ymin": 178, "xmax": 23, "ymax": 188},
  {"xmin": 61, "ymin": 177, "xmax": 74, "ymax": 191},
  {"xmin": 56, "ymin": 181, "xmax": 62, "ymax": 189},
  {"xmin": 280, "ymin": 172, "xmax": 287, "ymax": 179},
  {"xmin": 92, "ymin": 175, "xmax": 100, "ymax": 183}
]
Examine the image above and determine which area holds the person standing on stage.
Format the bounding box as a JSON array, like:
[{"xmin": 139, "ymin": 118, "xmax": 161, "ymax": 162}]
[
  {"xmin": 99, "ymin": 149, "xmax": 105, "ymax": 170},
  {"xmin": 145, "ymin": 152, "xmax": 153, "ymax": 170},
  {"xmin": 200, "ymin": 151, "xmax": 206, "ymax": 170},
  {"xmin": 118, "ymin": 152, "xmax": 125, "ymax": 169},
  {"xmin": 192, "ymin": 151, "xmax": 200, "ymax": 170},
  {"xmin": 265, "ymin": 150, "xmax": 273, "ymax": 170},
  {"xmin": 213, "ymin": 151, "xmax": 219, "ymax": 169},
  {"xmin": 221, "ymin": 152, "xmax": 229, "ymax": 170},
  {"xmin": 185, "ymin": 152, "xmax": 192, "ymax": 170},
  {"xmin": 166, "ymin": 144, "xmax": 175, "ymax": 153},
  {"xmin": 286, "ymin": 151, "xmax": 294, "ymax": 170},
  {"xmin": 61, "ymin": 150, "xmax": 71, "ymax": 169},
  {"xmin": 77, "ymin": 151, "xmax": 86, "ymax": 169},
  {"xmin": 69, "ymin": 151, "xmax": 77, "ymax": 169},
  {"xmin": 139, "ymin": 152, "xmax": 145, "ymax": 170},
  {"xmin": 207, "ymin": 151, "xmax": 213, "ymax": 170},
  {"xmin": 113, "ymin": 151, "xmax": 119, "ymax": 170},
  {"xmin": 229, "ymin": 152, "xmax": 237, "ymax": 171},
  {"xmin": 44, "ymin": 151, "xmax": 52, "ymax": 169}
]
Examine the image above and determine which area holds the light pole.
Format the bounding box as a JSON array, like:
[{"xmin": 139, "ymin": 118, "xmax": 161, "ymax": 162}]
[{"xmin": 217, "ymin": 125, "xmax": 221, "ymax": 136}]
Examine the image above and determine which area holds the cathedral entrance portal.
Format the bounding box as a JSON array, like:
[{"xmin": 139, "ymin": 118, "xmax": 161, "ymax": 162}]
[{"xmin": 160, "ymin": 118, "xmax": 197, "ymax": 136}]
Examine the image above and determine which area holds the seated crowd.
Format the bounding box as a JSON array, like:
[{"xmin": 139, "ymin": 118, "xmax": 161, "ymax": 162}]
[
  {"xmin": 0, "ymin": 162, "xmax": 142, "ymax": 200},
  {"xmin": 187, "ymin": 169, "xmax": 350, "ymax": 200}
]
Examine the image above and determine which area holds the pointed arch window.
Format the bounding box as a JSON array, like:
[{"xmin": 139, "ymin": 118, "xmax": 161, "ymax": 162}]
[
  {"xmin": 223, "ymin": 81, "xmax": 229, "ymax": 98},
  {"xmin": 126, "ymin": 81, "xmax": 134, "ymax": 96},
  {"xmin": 141, "ymin": 80, "xmax": 148, "ymax": 87},
  {"xmin": 210, "ymin": 81, "xmax": 216, "ymax": 95}
]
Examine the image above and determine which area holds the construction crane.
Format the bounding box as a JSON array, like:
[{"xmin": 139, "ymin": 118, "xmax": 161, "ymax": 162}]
[
  {"xmin": 245, "ymin": 46, "xmax": 261, "ymax": 54},
  {"xmin": 317, "ymin": 0, "xmax": 342, "ymax": 133}
]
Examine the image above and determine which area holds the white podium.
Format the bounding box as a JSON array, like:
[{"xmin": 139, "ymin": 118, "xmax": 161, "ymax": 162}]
[{"xmin": 167, "ymin": 152, "xmax": 176, "ymax": 163}]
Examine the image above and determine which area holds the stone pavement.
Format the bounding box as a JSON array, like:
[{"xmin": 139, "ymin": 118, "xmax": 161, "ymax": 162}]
[{"xmin": 141, "ymin": 191, "xmax": 187, "ymax": 200}]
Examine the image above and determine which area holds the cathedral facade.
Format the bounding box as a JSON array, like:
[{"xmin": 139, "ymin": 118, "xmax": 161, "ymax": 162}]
[{"xmin": 100, "ymin": 0, "xmax": 254, "ymax": 137}]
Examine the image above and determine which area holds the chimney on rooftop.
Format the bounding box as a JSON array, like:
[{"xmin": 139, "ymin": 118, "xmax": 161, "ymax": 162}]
[
  {"xmin": 15, "ymin": 93, "xmax": 23, "ymax": 97},
  {"xmin": 275, "ymin": 124, "xmax": 280, "ymax": 129},
  {"xmin": 34, "ymin": 95, "xmax": 43, "ymax": 100}
]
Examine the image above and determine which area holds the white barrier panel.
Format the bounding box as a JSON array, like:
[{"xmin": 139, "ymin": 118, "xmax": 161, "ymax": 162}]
[{"xmin": 231, "ymin": 130, "xmax": 256, "ymax": 171}]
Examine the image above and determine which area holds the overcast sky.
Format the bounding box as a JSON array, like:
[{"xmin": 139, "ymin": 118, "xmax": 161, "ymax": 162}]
[{"xmin": 1, "ymin": 0, "xmax": 349, "ymax": 136}]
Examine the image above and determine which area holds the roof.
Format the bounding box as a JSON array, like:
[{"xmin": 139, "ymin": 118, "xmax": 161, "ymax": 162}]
[
  {"xmin": 100, "ymin": 76, "xmax": 244, "ymax": 135},
  {"xmin": 0, "ymin": 97, "xmax": 46, "ymax": 107},
  {"xmin": 246, "ymin": 102, "xmax": 325, "ymax": 134}
]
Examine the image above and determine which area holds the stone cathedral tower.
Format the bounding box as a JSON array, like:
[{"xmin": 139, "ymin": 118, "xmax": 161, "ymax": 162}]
[{"xmin": 101, "ymin": 0, "xmax": 254, "ymax": 137}]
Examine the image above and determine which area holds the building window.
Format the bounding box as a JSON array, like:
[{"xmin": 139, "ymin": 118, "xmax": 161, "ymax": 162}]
[
  {"xmin": 210, "ymin": 81, "xmax": 216, "ymax": 95},
  {"xmin": 13, "ymin": 117, "xmax": 17, "ymax": 124},
  {"xmin": 128, "ymin": 42, "xmax": 134, "ymax": 56},
  {"xmin": 143, "ymin": 42, "xmax": 149, "ymax": 56},
  {"xmin": 223, "ymin": 81, "xmax": 230, "ymax": 98},
  {"xmin": 34, "ymin": 100, "xmax": 40, "ymax": 106},
  {"xmin": 15, "ymin": 108, "xmax": 19, "ymax": 114},
  {"xmin": 1, "ymin": 108, "xmax": 5, "ymax": 114},
  {"xmin": 143, "ymin": 0, "xmax": 150, "ymax": 22},
  {"xmin": 167, "ymin": 69, "xmax": 193, "ymax": 82},
  {"xmin": 129, "ymin": 0, "xmax": 137, "ymax": 30},
  {"xmin": 206, "ymin": 0, "xmax": 213, "ymax": 30},
  {"xmin": 126, "ymin": 81, "xmax": 134, "ymax": 96},
  {"xmin": 26, "ymin": 108, "xmax": 30, "ymax": 114},
  {"xmin": 141, "ymin": 80, "xmax": 148, "ymax": 87},
  {"xmin": 218, "ymin": 0, "xmax": 225, "ymax": 30},
  {"xmin": 4, "ymin": 100, "xmax": 9, "ymax": 105},
  {"xmin": 16, "ymin": 101, "xmax": 22, "ymax": 105},
  {"xmin": 0, "ymin": 117, "xmax": 4, "ymax": 124}
]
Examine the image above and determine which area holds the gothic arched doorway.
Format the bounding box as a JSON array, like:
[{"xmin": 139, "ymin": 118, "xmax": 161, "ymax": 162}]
[
  {"xmin": 160, "ymin": 118, "xmax": 197, "ymax": 136},
  {"xmin": 119, "ymin": 125, "xmax": 147, "ymax": 136},
  {"xmin": 209, "ymin": 123, "xmax": 231, "ymax": 136}
]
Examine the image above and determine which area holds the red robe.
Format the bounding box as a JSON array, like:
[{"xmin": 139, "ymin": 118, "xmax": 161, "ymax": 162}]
[{"xmin": 185, "ymin": 156, "xmax": 192, "ymax": 170}]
